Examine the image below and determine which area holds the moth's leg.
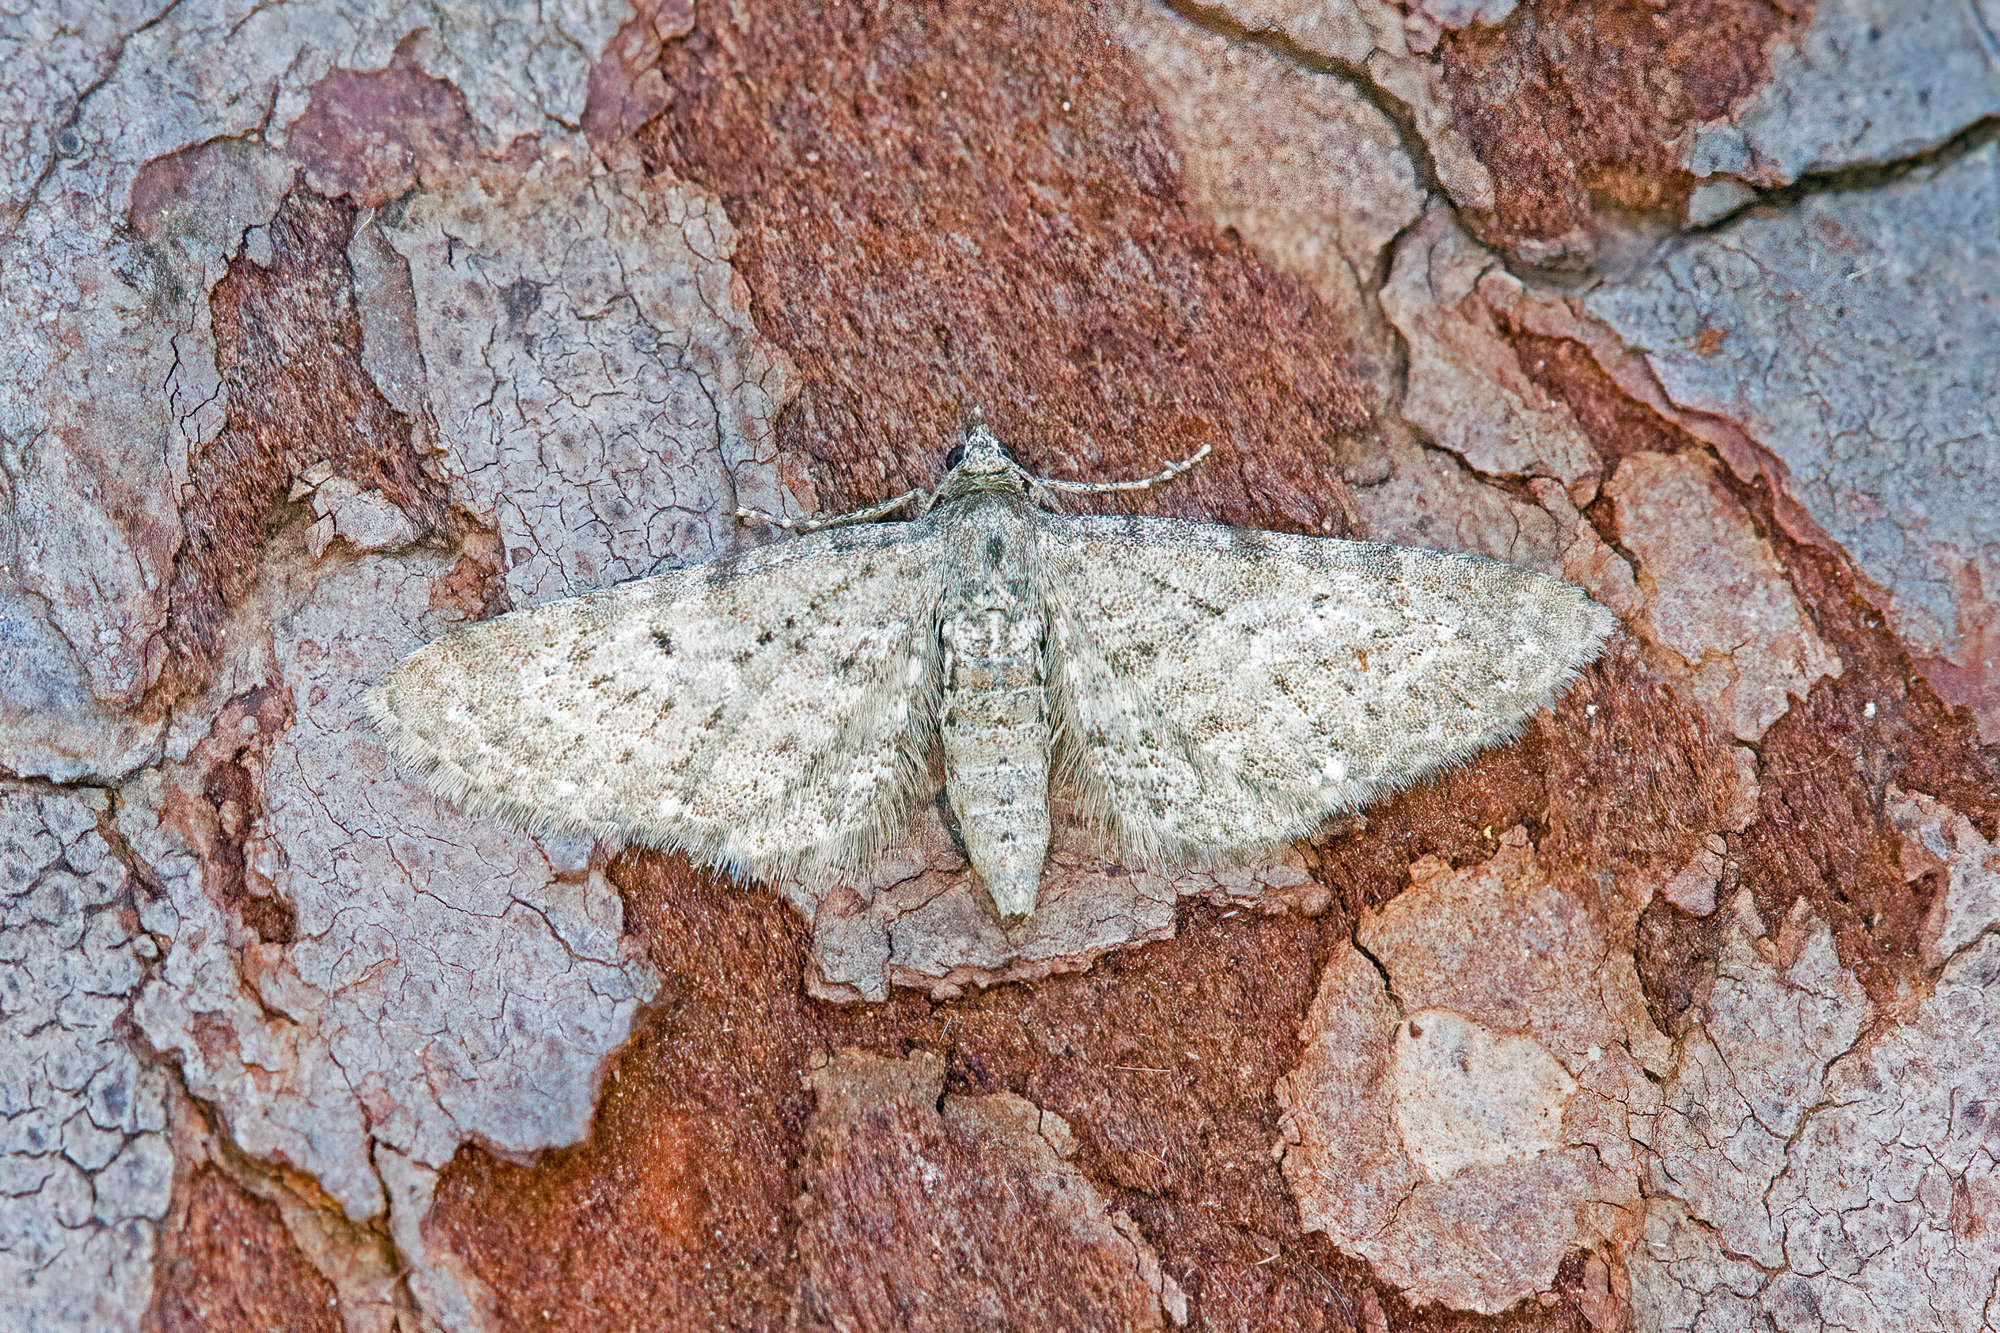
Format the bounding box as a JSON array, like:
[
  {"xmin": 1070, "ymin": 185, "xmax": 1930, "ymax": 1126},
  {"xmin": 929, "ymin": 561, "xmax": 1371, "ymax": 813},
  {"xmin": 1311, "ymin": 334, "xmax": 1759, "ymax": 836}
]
[
  {"xmin": 1031, "ymin": 443, "xmax": 1212, "ymax": 496},
  {"xmin": 735, "ymin": 488, "xmax": 927, "ymax": 533}
]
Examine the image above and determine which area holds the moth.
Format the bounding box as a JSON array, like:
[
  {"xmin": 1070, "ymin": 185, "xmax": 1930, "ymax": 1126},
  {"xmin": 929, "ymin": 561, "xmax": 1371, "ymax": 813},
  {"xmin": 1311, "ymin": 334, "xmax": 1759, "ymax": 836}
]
[{"xmin": 371, "ymin": 420, "xmax": 1613, "ymax": 920}]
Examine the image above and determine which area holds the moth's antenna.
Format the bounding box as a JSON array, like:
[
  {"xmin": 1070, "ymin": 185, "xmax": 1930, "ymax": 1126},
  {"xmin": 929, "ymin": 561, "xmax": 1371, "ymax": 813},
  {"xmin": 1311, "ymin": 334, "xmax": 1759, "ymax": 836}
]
[{"xmin": 1031, "ymin": 443, "xmax": 1212, "ymax": 496}]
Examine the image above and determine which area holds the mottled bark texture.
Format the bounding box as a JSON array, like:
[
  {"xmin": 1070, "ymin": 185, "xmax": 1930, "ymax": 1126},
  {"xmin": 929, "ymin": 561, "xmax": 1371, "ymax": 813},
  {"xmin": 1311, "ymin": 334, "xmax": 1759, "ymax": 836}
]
[{"xmin": 2, "ymin": 1, "xmax": 1996, "ymax": 1330}]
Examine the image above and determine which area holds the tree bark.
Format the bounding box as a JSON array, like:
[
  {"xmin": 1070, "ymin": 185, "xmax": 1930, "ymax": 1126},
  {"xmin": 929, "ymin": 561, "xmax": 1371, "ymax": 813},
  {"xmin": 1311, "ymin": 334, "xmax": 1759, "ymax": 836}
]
[{"xmin": 3, "ymin": 2, "xmax": 1996, "ymax": 1330}]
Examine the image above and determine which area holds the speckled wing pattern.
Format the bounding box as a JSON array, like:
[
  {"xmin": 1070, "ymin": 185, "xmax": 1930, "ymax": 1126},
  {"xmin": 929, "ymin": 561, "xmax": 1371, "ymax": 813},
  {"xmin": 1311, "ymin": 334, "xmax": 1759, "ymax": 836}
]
[
  {"xmin": 369, "ymin": 521, "xmax": 945, "ymax": 882},
  {"xmin": 1040, "ymin": 515, "xmax": 1614, "ymax": 866}
]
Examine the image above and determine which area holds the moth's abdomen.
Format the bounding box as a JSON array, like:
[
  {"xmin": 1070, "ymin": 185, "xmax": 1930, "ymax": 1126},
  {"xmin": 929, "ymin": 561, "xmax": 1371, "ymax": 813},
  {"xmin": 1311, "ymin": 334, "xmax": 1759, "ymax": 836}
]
[{"xmin": 939, "ymin": 603, "xmax": 1052, "ymax": 920}]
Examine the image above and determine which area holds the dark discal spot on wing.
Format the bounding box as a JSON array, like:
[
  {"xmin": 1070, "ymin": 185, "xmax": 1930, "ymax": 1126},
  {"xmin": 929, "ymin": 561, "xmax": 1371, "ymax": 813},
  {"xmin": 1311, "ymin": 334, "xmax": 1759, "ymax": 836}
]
[{"xmin": 651, "ymin": 629, "xmax": 673, "ymax": 653}]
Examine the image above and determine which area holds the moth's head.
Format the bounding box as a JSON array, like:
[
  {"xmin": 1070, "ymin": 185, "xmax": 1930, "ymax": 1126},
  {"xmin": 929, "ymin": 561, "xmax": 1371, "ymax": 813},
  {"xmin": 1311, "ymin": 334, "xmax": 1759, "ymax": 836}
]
[{"xmin": 941, "ymin": 414, "xmax": 1024, "ymax": 490}]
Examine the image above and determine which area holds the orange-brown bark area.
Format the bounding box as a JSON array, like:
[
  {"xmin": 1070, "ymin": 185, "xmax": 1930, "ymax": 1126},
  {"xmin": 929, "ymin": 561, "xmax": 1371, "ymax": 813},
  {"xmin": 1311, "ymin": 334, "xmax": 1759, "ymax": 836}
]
[
  {"xmin": 1437, "ymin": 0, "xmax": 1801, "ymax": 258},
  {"xmin": 638, "ymin": 0, "xmax": 1371, "ymax": 534},
  {"xmin": 147, "ymin": 1168, "xmax": 342, "ymax": 1333},
  {"xmin": 432, "ymin": 861, "xmax": 1612, "ymax": 1332}
]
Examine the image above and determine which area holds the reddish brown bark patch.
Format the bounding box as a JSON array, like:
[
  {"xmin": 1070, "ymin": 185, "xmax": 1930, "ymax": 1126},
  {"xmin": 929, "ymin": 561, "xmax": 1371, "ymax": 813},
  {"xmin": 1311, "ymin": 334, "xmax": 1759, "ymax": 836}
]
[
  {"xmin": 833, "ymin": 910, "xmax": 1346, "ymax": 1329},
  {"xmin": 848, "ymin": 906, "xmax": 1328, "ymax": 1230},
  {"xmin": 1533, "ymin": 644, "xmax": 1750, "ymax": 886},
  {"xmin": 1507, "ymin": 330, "xmax": 1702, "ymax": 465},
  {"xmin": 286, "ymin": 61, "xmax": 481, "ymax": 205},
  {"xmin": 812, "ymin": 892, "xmax": 1344, "ymax": 1320},
  {"xmin": 639, "ymin": 0, "xmax": 1371, "ymax": 534},
  {"xmin": 1438, "ymin": 0, "xmax": 1799, "ymax": 258},
  {"xmin": 1634, "ymin": 891, "xmax": 1727, "ymax": 1037},
  {"xmin": 796, "ymin": 1050, "xmax": 1178, "ymax": 1329},
  {"xmin": 147, "ymin": 1167, "xmax": 341, "ymax": 1333},
  {"xmin": 1733, "ymin": 502, "xmax": 2000, "ymax": 1002},
  {"xmin": 426, "ymin": 857, "xmax": 819, "ymax": 1330},
  {"xmin": 150, "ymin": 191, "xmax": 454, "ymax": 708},
  {"xmin": 1306, "ymin": 637, "xmax": 1740, "ymax": 949}
]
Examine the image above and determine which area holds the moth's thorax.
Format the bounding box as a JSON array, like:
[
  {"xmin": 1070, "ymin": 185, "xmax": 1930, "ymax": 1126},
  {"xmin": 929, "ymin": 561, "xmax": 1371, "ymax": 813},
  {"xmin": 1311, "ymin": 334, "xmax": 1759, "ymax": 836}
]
[
  {"xmin": 936, "ymin": 498, "xmax": 1045, "ymax": 685},
  {"xmin": 935, "ymin": 467, "xmax": 1030, "ymax": 506},
  {"xmin": 934, "ymin": 496, "xmax": 1052, "ymax": 919}
]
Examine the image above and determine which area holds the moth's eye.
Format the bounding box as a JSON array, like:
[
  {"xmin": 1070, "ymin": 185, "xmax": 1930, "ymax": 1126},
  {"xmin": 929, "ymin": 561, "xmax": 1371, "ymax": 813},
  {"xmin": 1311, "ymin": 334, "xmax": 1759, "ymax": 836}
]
[{"xmin": 944, "ymin": 443, "xmax": 967, "ymax": 471}]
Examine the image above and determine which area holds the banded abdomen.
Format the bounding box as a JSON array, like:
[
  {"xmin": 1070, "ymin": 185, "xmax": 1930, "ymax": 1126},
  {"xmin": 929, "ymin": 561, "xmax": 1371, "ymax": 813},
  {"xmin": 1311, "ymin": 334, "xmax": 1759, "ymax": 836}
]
[{"xmin": 937, "ymin": 500, "xmax": 1052, "ymax": 919}]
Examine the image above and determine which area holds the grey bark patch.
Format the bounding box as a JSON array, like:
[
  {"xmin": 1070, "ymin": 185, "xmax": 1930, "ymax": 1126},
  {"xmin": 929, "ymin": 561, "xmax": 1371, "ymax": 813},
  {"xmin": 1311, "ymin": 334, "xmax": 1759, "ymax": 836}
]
[{"xmin": 0, "ymin": 788, "xmax": 171, "ymax": 1331}]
